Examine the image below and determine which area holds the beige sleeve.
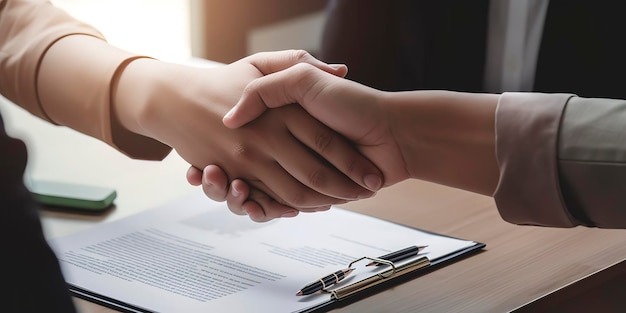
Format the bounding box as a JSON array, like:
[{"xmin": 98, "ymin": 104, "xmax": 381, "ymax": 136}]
[
  {"xmin": 495, "ymin": 93, "xmax": 626, "ymax": 228},
  {"xmin": 0, "ymin": 0, "xmax": 170, "ymax": 160},
  {"xmin": 493, "ymin": 93, "xmax": 575, "ymax": 227}
]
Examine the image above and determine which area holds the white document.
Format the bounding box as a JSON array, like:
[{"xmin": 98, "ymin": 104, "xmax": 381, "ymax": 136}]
[{"xmin": 50, "ymin": 192, "xmax": 480, "ymax": 313}]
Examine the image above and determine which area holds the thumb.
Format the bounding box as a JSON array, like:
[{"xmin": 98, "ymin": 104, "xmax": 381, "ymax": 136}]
[
  {"xmin": 223, "ymin": 63, "xmax": 327, "ymax": 128},
  {"xmin": 244, "ymin": 49, "xmax": 347, "ymax": 77}
]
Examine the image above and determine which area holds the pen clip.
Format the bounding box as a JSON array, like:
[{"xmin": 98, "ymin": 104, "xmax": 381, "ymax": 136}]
[
  {"xmin": 318, "ymin": 257, "xmax": 396, "ymax": 294},
  {"xmin": 330, "ymin": 256, "xmax": 430, "ymax": 300},
  {"xmin": 348, "ymin": 256, "xmax": 396, "ymax": 278}
]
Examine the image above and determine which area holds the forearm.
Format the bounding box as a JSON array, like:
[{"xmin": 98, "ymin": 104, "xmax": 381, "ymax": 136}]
[
  {"xmin": 385, "ymin": 90, "xmax": 500, "ymax": 195},
  {"xmin": 38, "ymin": 35, "xmax": 171, "ymax": 160},
  {"xmin": 0, "ymin": 0, "xmax": 170, "ymax": 160}
]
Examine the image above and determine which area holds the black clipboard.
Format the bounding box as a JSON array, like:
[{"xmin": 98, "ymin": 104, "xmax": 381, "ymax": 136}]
[
  {"xmin": 56, "ymin": 195, "xmax": 486, "ymax": 313},
  {"xmin": 67, "ymin": 241, "xmax": 485, "ymax": 313},
  {"xmin": 296, "ymin": 240, "xmax": 485, "ymax": 313},
  {"xmin": 67, "ymin": 231, "xmax": 485, "ymax": 313}
]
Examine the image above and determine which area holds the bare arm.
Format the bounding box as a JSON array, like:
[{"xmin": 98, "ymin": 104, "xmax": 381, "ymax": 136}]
[
  {"xmin": 384, "ymin": 90, "xmax": 499, "ymax": 195},
  {"xmin": 224, "ymin": 64, "xmax": 500, "ymax": 194},
  {"xmin": 221, "ymin": 64, "xmax": 626, "ymax": 228},
  {"xmin": 1, "ymin": 0, "xmax": 384, "ymax": 220}
]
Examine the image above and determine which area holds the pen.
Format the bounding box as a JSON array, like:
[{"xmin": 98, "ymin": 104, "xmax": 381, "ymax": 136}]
[
  {"xmin": 296, "ymin": 268, "xmax": 354, "ymax": 296},
  {"xmin": 366, "ymin": 245, "xmax": 428, "ymax": 266}
]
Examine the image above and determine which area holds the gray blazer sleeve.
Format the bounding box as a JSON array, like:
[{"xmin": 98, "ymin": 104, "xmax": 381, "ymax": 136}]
[
  {"xmin": 557, "ymin": 97, "xmax": 626, "ymax": 228},
  {"xmin": 493, "ymin": 93, "xmax": 626, "ymax": 228}
]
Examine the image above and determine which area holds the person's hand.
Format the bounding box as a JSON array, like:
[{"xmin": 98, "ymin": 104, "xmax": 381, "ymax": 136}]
[
  {"xmin": 115, "ymin": 51, "xmax": 383, "ymax": 221},
  {"xmin": 198, "ymin": 63, "xmax": 410, "ymax": 218},
  {"xmin": 186, "ymin": 165, "xmax": 333, "ymax": 221}
]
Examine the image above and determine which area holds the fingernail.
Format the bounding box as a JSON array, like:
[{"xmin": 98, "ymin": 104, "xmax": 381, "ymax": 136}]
[
  {"xmin": 231, "ymin": 184, "xmax": 241, "ymax": 197},
  {"xmin": 329, "ymin": 63, "xmax": 345, "ymax": 70},
  {"xmin": 364, "ymin": 174, "xmax": 382, "ymax": 191},
  {"xmin": 281, "ymin": 210, "xmax": 298, "ymax": 218}
]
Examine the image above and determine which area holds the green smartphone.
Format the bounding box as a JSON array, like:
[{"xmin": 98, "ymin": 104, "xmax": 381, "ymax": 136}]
[{"xmin": 29, "ymin": 179, "xmax": 117, "ymax": 211}]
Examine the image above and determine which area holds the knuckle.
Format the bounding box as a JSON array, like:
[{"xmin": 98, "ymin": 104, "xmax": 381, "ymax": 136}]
[
  {"xmin": 230, "ymin": 143, "xmax": 255, "ymax": 163},
  {"xmin": 242, "ymin": 79, "xmax": 261, "ymax": 95},
  {"xmin": 291, "ymin": 62, "xmax": 316, "ymax": 74},
  {"xmin": 289, "ymin": 64, "xmax": 318, "ymax": 96},
  {"xmin": 306, "ymin": 168, "xmax": 326, "ymax": 189},
  {"xmin": 315, "ymin": 129, "xmax": 334, "ymax": 154},
  {"xmin": 291, "ymin": 49, "xmax": 312, "ymax": 62},
  {"xmin": 288, "ymin": 65, "xmax": 308, "ymax": 85},
  {"xmin": 345, "ymin": 159, "xmax": 358, "ymax": 175}
]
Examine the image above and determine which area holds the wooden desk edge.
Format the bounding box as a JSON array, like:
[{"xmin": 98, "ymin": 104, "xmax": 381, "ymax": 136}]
[{"xmin": 514, "ymin": 258, "xmax": 626, "ymax": 312}]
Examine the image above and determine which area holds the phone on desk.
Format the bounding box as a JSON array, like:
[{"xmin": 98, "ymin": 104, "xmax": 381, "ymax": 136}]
[{"xmin": 28, "ymin": 179, "xmax": 117, "ymax": 212}]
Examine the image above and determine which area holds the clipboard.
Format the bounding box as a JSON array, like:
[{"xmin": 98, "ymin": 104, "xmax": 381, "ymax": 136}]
[
  {"xmin": 297, "ymin": 240, "xmax": 485, "ymax": 313},
  {"xmin": 50, "ymin": 192, "xmax": 486, "ymax": 313},
  {"xmin": 67, "ymin": 241, "xmax": 485, "ymax": 313}
]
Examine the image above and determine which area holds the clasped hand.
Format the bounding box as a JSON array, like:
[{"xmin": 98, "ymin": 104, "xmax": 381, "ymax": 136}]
[
  {"xmin": 135, "ymin": 51, "xmax": 382, "ymax": 222},
  {"xmin": 188, "ymin": 58, "xmax": 409, "ymax": 222}
]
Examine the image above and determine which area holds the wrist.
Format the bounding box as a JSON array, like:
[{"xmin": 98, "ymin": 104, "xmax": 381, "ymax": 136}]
[
  {"xmin": 388, "ymin": 91, "xmax": 499, "ymax": 195},
  {"xmin": 113, "ymin": 57, "xmax": 162, "ymax": 139},
  {"xmin": 110, "ymin": 57, "xmax": 174, "ymax": 159},
  {"xmin": 113, "ymin": 58, "xmax": 243, "ymax": 163},
  {"xmin": 113, "ymin": 58, "xmax": 208, "ymax": 146}
]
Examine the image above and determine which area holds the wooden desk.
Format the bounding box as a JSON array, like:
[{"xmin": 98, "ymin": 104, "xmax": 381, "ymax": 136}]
[{"xmin": 2, "ymin": 92, "xmax": 625, "ymax": 313}]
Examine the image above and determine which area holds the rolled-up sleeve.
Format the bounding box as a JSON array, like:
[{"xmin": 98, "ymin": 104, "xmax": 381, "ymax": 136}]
[
  {"xmin": 494, "ymin": 92, "xmax": 575, "ymax": 227},
  {"xmin": 0, "ymin": 0, "xmax": 170, "ymax": 160},
  {"xmin": 495, "ymin": 92, "xmax": 626, "ymax": 228},
  {"xmin": 0, "ymin": 0, "xmax": 101, "ymax": 115}
]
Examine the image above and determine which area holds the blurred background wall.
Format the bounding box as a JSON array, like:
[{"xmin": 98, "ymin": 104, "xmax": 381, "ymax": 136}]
[
  {"xmin": 192, "ymin": 0, "xmax": 328, "ymax": 63},
  {"xmin": 50, "ymin": 0, "xmax": 328, "ymax": 64}
]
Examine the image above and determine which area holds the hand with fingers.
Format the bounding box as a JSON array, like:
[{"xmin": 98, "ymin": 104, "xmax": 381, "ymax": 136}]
[
  {"xmin": 188, "ymin": 62, "xmax": 405, "ymax": 221},
  {"xmin": 176, "ymin": 52, "xmax": 383, "ymax": 222}
]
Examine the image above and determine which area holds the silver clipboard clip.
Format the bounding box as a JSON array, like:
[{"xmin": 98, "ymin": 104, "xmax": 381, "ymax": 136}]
[{"xmin": 327, "ymin": 256, "xmax": 430, "ymax": 300}]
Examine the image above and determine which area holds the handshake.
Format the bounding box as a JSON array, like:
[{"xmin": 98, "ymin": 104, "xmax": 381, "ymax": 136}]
[{"xmin": 177, "ymin": 50, "xmax": 499, "ymax": 222}]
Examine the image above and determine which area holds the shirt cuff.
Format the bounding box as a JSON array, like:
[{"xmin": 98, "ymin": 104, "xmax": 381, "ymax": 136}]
[{"xmin": 493, "ymin": 92, "xmax": 575, "ymax": 227}]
